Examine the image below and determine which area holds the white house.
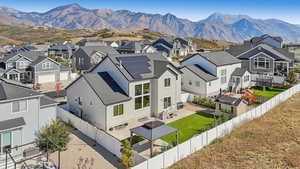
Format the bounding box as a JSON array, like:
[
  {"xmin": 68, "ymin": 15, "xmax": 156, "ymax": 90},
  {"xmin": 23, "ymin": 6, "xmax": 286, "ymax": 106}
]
[
  {"xmin": 180, "ymin": 51, "xmax": 250, "ymax": 97},
  {"xmin": 66, "ymin": 53, "xmax": 182, "ymax": 131}
]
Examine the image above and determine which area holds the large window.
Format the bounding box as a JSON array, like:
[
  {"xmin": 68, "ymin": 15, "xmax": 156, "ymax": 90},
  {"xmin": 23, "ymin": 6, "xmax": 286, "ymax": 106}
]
[
  {"xmin": 254, "ymin": 57, "xmax": 271, "ymax": 69},
  {"xmin": 113, "ymin": 104, "xmax": 124, "ymax": 117},
  {"xmin": 244, "ymin": 75, "xmax": 250, "ymax": 82},
  {"xmin": 163, "ymin": 97, "xmax": 171, "ymax": 109},
  {"xmin": 12, "ymin": 100, "xmax": 27, "ymax": 113},
  {"xmin": 135, "ymin": 83, "xmax": 150, "ymax": 110},
  {"xmin": 164, "ymin": 78, "xmax": 171, "ymax": 87},
  {"xmin": 0, "ymin": 132, "xmax": 12, "ymax": 153},
  {"xmin": 221, "ymin": 69, "xmax": 227, "ymax": 84}
]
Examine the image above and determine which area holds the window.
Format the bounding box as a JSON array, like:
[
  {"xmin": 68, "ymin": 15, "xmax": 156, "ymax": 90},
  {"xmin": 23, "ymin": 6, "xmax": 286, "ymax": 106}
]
[
  {"xmin": 163, "ymin": 97, "xmax": 171, "ymax": 109},
  {"xmin": 189, "ymin": 81, "xmax": 192, "ymax": 85},
  {"xmin": 113, "ymin": 104, "xmax": 124, "ymax": 117},
  {"xmin": 134, "ymin": 83, "xmax": 150, "ymax": 110},
  {"xmin": 135, "ymin": 84, "xmax": 143, "ymax": 96},
  {"xmin": 0, "ymin": 132, "xmax": 12, "ymax": 153},
  {"xmin": 12, "ymin": 100, "xmax": 27, "ymax": 113},
  {"xmin": 221, "ymin": 69, "xmax": 227, "ymax": 84},
  {"xmin": 77, "ymin": 97, "xmax": 82, "ymax": 105},
  {"xmin": 254, "ymin": 57, "xmax": 271, "ymax": 69},
  {"xmin": 220, "ymin": 104, "xmax": 233, "ymax": 113},
  {"xmin": 196, "ymin": 81, "xmax": 200, "ymax": 87},
  {"xmin": 18, "ymin": 61, "xmax": 27, "ymax": 69},
  {"xmin": 164, "ymin": 78, "xmax": 171, "ymax": 87},
  {"xmin": 244, "ymin": 75, "xmax": 250, "ymax": 82},
  {"xmin": 42, "ymin": 62, "xmax": 52, "ymax": 69}
]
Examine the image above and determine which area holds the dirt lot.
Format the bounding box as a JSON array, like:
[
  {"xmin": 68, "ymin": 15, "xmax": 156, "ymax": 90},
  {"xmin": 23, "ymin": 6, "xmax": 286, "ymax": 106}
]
[
  {"xmin": 50, "ymin": 131, "xmax": 123, "ymax": 169},
  {"xmin": 170, "ymin": 93, "xmax": 300, "ymax": 169}
]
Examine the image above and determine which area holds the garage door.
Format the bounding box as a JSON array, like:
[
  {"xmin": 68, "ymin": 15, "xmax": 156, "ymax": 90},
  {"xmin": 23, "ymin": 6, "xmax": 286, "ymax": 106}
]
[
  {"xmin": 60, "ymin": 72, "xmax": 69, "ymax": 81},
  {"xmin": 38, "ymin": 74, "xmax": 55, "ymax": 83}
]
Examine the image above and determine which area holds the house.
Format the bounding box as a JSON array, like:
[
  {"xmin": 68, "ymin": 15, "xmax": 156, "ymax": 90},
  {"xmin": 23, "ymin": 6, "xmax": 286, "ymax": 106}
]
[
  {"xmin": 215, "ymin": 95, "xmax": 248, "ymax": 116},
  {"xmin": 76, "ymin": 39, "xmax": 108, "ymax": 47},
  {"xmin": 228, "ymin": 42, "xmax": 294, "ymax": 77},
  {"xmin": 73, "ymin": 46, "xmax": 119, "ymax": 71},
  {"xmin": 48, "ymin": 43, "xmax": 76, "ymax": 59},
  {"xmin": 116, "ymin": 41, "xmax": 144, "ymax": 54},
  {"xmin": 152, "ymin": 37, "xmax": 195, "ymax": 58},
  {"xmin": 0, "ymin": 78, "xmax": 57, "ymax": 156},
  {"xmin": 180, "ymin": 51, "xmax": 248, "ymax": 97},
  {"xmin": 66, "ymin": 53, "xmax": 182, "ymax": 131},
  {"xmin": 245, "ymin": 34, "xmax": 283, "ymax": 48},
  {"xmin": 0, "ymin": 51, "xmax": 70, "ymax": 84}
]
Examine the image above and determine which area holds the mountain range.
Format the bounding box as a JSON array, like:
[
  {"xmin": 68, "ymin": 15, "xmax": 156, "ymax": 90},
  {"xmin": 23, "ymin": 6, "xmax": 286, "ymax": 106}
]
[{"xmin": 1, "ymin": 3, "xmax": 300, "ymax": 43}]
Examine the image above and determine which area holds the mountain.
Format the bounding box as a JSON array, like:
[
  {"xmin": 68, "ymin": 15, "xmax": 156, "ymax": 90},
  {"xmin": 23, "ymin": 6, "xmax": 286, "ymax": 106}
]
[{"xmin": 1, "ymin": 4, "xmax": 300, "ymax": 42}]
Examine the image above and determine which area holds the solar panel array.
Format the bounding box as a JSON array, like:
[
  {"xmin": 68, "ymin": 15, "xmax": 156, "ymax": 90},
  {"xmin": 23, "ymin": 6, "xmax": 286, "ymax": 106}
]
[{"xmin": 118, "ymin": 56, "xmax": 152, "ymax": 79}]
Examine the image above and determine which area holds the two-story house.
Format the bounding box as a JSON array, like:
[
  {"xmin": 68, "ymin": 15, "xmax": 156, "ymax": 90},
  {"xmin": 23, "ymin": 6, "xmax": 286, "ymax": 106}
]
[
  {"xmin": 48, "ymin": 42, "xmax": 76, "ymax": 59},
  {"xmin": 66, "ymin": 53, "xmax": 182, "ymax": 131},
  {"xmin": 0, "ymin": 78, "xmax": 57, "ymax": 158},
  {"xmin": 0, "ymin": 51, "xmax": 69, "ymax": 84},
  {"xmin": 180, "ymin": 51, "xmax": 250, "ymax": 97},
  {"xmin": 73, "ymin": 46, "xmax": 119, "ymax": 71}
]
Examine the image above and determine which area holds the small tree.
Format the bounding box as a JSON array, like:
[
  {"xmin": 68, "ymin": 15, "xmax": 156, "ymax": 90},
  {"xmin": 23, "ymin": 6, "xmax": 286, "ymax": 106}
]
[
  {"xmin": 38, "ymin": 120, "xmax": 70, "ymax": 152},
  {"xmin": 120, "ymin": 139, "xmax": 134, "ymax": 169},
  {"xmin": 287, "ymin": 70, "xmax": 297, "ymax": 85}
]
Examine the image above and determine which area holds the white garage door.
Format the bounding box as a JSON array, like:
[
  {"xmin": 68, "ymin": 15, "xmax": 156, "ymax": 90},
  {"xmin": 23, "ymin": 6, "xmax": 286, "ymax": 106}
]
[
  {"xmin": 60, "ymin": 72, "xmax": 69, "ymax": 81},
  {"xmin": 38, "ymin": 74, "xmax": 55, "ymax": 83}
]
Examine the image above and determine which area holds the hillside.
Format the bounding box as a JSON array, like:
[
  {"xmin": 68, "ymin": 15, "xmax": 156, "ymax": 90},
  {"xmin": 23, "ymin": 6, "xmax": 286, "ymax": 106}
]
[
  {"xmin": 170, "ymin": 93, "xmax": 300, "ymax": 169},
  {"xmin": 0, "ymin": 24, "xmax": 233, "ymax": 49},
  {"xmin": 1, "ymin": 4, "xmax": 300, "ymax": 42}
]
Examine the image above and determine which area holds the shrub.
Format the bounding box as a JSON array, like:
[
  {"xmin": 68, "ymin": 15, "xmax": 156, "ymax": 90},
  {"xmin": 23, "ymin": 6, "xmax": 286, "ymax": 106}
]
[
  {"xmin": 38, "ymin": 120, "xmax": 70, "ymax": 152},
  {"xmin": 192, "ymin": 97, "xmax": 216, "ymax": 109},
  {"xmin": 286, "ymin": 70, "xmax": 297, "ymax": 85},
  {"xmin": 120, "ymin": 140, "xmax": 134, "ymax": 169}
]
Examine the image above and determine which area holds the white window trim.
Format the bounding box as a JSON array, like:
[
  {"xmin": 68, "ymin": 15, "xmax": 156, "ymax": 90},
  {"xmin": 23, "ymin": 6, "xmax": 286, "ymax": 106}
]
[
  {"xmin": 134, "ymin": 83, "xmax": 151, "ymax": 111},
  {"xmin": 11, "ymin": 100, "xmax": 28, "ymax": 113},
  {"xmin": 112, "ymin": 104, "xmax": 125, "ymax": 118},
  {"xmin": 0, "ymin": 131, "xmax": 13, "ymax": 154}
]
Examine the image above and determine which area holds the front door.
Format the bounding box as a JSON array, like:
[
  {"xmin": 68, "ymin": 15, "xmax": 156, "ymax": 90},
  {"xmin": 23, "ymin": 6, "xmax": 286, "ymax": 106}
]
[{"xmin": 0, "ymin": 131, "xmax": 12, "ymax": 154}]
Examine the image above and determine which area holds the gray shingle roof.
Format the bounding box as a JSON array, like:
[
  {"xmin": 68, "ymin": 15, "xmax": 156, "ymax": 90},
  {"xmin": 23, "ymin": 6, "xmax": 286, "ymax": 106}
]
[
  {"xmin": 231, "ymin": 68, "xmax": 247, "ymax": 77},
  {"xmin": 83, "ymin": 72, "xmax": 131, "ymax": 105},
  {"xmin": 40, "ymin": 96, "xmax": 57, "ymax": 107},
  {"xmin": 2, "ymin": 51, "xmax": 46, "ymax": 62},
  {"xmin": 73, "ymin": 46, "xmax": 119, "ymax": 59},
  {"xmin": 0, "ymin": 117, "xmax": 26, "ymax": 131},
  {"xmin": 216, "ymin": 95, "xmax": 242, "ymax": 106},
  {"xmin": 0, "ymin": 78, "xmax": 42, "ymax": 102},
  {"xmin": 182, "ymin": 65, "xmax": 218, "ymax": 82}
]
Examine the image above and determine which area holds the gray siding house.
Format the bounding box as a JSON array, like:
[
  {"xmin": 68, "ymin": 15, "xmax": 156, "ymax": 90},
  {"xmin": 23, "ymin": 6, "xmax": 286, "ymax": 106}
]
[
  {"xmin": 66, "ymin": 53, "xmax": 182, "ymax": 131},
  {"xmin": 0, "ymin": 79, "xmax": 57, "ymax": 159}
]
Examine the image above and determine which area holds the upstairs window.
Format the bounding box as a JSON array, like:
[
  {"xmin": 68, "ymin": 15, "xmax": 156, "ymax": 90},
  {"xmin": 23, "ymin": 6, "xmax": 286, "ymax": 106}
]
[
  {"xmin": 254, "ymin": 57, "xmax": 271, "ymax": 69},
  {"xmin": 221, "ymin": 69, "xmax": 227, "ymax": 84},
  {"xmin": 135, "ymin": 83, "xmax": 150, "ymax": 110},
  {"xmin": 12, "ymin": 100, "xmax": 27, "ymax": 113},
  {"xmin": 164, "ymin": 78, "xmax": 171, "ymax": 87},
  {"xmin": 42, "ymin": 62, "xmax": 52, "ymax": 69}
]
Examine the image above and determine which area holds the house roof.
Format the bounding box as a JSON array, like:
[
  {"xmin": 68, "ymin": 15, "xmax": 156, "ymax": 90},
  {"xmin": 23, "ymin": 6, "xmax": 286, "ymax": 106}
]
[
  {"xmin": 215, "ymin": 95, "xmax": 243, "ymax": 106},
  {"xmin": 40, "ymin": 96, "xmax": 58, "ymax": 107},
  {"xmin": 152, "ymin": 38, "xmax": 174, "ymax": 49},
  {"xmin": 74, "ymin": 46, "xmax": 119, "ymax": 58},
  {"xmin": 0, "ymin": 78, "xmax": 43, "ymax": 102},
  {"xmin": 231, "ymin": 68, "xmax": 248, "ymax": 77},
  {"xmin": 0, "ymin": 117, "xmax": 26, "ymax": 131},
  {"xmin": 103, "ymin": 53, "xmax": 181, "ymax": 81},
  {"xmin": 250, "ymin": 34, "xmax": 283, "ymax": 44},
  {"xmin": 182, "ymin": 64, "xmax": 218, "ymax": 82},
  {"xmin": 2, "ymin": 51, "xmax": 46, "ymax": 62},
  {"xmin": 82, "ymin": 72, "xmax": 131, "ymax": 105},
  {"xmin": 117, "ymin": 41, "xmax": 143, "ymax": 51},
  {"xmin": 227, "ymin": 44, "xmax": 253, "ymax": 57}
]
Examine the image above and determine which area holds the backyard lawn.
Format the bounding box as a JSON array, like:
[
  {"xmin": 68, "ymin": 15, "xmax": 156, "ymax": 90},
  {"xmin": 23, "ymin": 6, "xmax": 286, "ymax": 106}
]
[
  {"xmin": 162, "ymin": 112, "xmax": 215, "ymax": 144},
  {"xmin": 252, "ymin": 87, "xmax": 285, "ymax": 99}
]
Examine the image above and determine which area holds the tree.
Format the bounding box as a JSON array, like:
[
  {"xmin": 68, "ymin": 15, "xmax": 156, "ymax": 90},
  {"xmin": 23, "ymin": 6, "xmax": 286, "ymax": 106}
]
[
  {"xmin": 287, "ymin": 71, "xmax": 297, "ymax": 85},
  {"xmin": 120, "ymin": 139, "xmax": 134, "ymax": 169},
  {"xmin": 38, "ymin": 120, "xmax": 70, "ymax": 152}
]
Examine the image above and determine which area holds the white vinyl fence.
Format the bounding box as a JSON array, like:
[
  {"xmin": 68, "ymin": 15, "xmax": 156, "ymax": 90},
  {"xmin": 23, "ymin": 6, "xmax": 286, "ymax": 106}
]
[
  {"xmin": 132, "ymin": 84, "xmax": 300, "ymax": 169},
  {"xmin": 57, "ymin": 106, "xmax": 122, "ymax": 157}
]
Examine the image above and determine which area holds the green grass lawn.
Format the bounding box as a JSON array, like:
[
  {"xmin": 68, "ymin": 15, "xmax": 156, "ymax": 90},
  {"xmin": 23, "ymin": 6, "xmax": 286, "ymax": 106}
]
[
  {"xmin": 161, "ymin": 112, "xmax": 215, "ymax": 144},
  {"xmin": 295, "ymin": 54, "xmax": 300, "ymax": 58},
  {"xmin": 252, "ymin": 87, "xmax": 285, "ymax": 99}
]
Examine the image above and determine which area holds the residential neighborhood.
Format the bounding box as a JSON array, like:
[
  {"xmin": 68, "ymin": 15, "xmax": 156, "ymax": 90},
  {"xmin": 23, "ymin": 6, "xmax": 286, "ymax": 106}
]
[{"xmin": 0, "ymin": 2, "xmax": 300, "ymax": 168}]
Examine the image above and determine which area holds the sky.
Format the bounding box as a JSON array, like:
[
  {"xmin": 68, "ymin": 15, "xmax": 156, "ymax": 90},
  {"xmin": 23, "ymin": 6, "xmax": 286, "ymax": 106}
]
[{"xmin": 1, "ymin": 0, "xmax": 300, "ymax": 24}]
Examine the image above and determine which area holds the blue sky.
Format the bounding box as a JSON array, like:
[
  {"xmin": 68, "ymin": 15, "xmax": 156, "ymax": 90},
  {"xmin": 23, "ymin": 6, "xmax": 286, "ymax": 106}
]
[{"xmin": 1, "ymin": 0, "xmax": 300, "ymax": 24}]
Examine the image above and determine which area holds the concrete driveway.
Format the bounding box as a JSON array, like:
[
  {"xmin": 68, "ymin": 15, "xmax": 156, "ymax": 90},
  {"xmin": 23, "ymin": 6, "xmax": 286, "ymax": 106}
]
[{"xmin": 50, "ymin": 130, "xmax": 123, "ymax": 169}]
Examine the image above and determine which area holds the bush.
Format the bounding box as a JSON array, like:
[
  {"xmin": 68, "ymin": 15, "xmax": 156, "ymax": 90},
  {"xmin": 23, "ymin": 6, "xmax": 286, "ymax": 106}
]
[
  {"xmin": 38, "ymin": 120, "xmax": 70, "ymax": 152},
  {"xmin": 120, "ymin": 139, "xmax": 134, "ymax": 169},
  {"xmin": 192, "ymin": 97, "xmax": 216, "ymax": 109}
]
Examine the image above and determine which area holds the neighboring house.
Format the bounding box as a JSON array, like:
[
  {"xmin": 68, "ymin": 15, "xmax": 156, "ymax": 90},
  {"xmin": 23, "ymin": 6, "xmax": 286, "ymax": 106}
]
[
  {"xmin": 142, "ymin": 45, "xmax": 157, "ymax": 54},
  {"xmin": 0, "ymin": 78, "xmax": 57, "ymax": 157},
  {"xmin": 229, "ymin": 68, "xmax": 251, "ymax": 92},
  {"xmin": 117, "ymin": 41, "xmax": 144, "ymax": 54},
  {"xmin": 48, "ymin": 43, "xmax": 76, "ymax": 59},
  {"xmin": 215, "ymin": 95, "xmax": 248, "ymax": 116},
  {"xmin": 73, "ymin": 46, "xmax": 119, "ymax": 71},
  {"xmin": 180, "ymin": 51, "xmax": 246, "ymax": 97},
  {"xmin": 5, "ymin": 45, "xmax": 41, "ymax": 55},
  {"xmin": 228, "ymin": 43, "xmax": 294, "ymax": 77},
  {"xmin": 66, "ymin": 53, "xmax": 182, "ymax": 131},
  {"xmin": 245, "ymin": 34, "xmax": 283, "ymax": 48},
  {"xmin": 76, "ymin": 39, "xmax": 108, "ymax": 47},
  {"xmin": 0, "ymin": 51, "xmax": 70, "ymax": 84},
  {"xmin": 152, "ymin": 37, "xmax": 195, "ymax": 58}
]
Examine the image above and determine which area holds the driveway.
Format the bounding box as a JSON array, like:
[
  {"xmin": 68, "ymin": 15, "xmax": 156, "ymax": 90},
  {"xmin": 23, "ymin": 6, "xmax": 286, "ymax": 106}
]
[{"xmin": 50, "ymin": 130, "xmax": 123, "ymax": 169}]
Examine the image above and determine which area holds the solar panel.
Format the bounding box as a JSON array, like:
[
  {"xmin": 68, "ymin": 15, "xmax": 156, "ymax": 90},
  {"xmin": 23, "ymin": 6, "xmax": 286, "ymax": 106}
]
[{"xmin": 118, "ymin": 56, "xmax": 152, "ymax": 79}]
